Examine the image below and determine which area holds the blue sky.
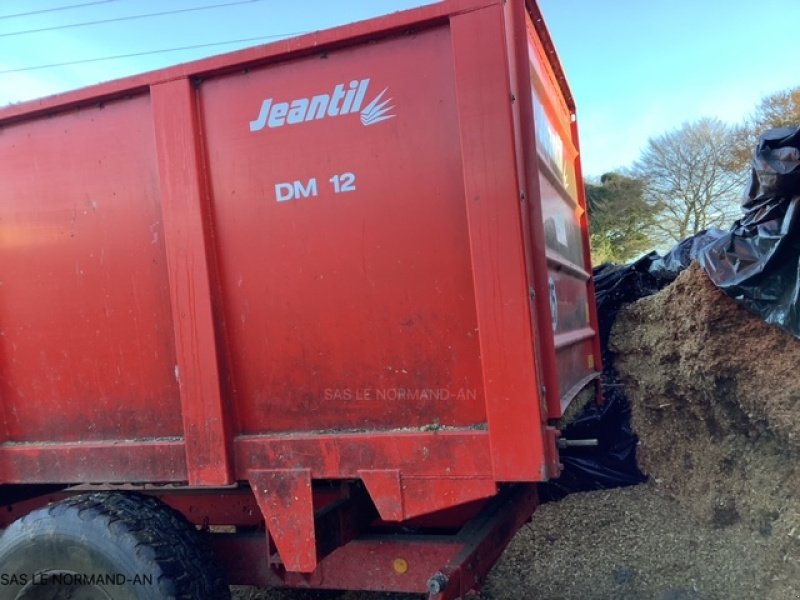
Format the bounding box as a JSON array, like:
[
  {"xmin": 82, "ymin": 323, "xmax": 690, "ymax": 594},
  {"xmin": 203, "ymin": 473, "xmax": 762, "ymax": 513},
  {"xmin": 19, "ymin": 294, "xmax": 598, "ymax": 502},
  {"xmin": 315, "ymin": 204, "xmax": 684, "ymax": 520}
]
[{"xmin": 1, "ymin": 0, "xmax": 798, "ymax": 176}]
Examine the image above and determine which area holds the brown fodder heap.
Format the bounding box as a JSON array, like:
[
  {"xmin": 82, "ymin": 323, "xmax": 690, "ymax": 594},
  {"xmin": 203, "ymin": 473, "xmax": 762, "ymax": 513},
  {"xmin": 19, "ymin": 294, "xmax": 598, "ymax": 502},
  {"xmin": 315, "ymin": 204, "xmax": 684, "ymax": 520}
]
[{"xmin": 611, "ymin": 263, "xmax": 800, "ymax": 578}]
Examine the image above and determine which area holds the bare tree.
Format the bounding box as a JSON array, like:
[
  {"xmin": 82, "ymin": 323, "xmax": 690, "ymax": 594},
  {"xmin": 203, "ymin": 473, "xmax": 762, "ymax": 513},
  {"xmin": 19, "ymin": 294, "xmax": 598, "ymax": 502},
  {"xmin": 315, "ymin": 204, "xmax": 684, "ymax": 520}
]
[
  {"xmin": 632, "ymin": 118, "xmax": 745, "ymax": 244},
  {"xmin": 731, "ymin": 86, "xmax": 800, "ymax": 170}
]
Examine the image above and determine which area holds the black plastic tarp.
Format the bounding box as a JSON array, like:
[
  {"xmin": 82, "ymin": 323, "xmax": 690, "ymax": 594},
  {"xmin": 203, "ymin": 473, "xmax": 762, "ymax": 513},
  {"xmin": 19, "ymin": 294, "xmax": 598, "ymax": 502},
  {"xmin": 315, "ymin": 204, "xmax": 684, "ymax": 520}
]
[
  {"xmin": 697, "ymin": 126, "xmax": 800, "ymax": 335},
  {"xmin": 541, "ymin": 126, "xmax": 800, "ymax": 500}
]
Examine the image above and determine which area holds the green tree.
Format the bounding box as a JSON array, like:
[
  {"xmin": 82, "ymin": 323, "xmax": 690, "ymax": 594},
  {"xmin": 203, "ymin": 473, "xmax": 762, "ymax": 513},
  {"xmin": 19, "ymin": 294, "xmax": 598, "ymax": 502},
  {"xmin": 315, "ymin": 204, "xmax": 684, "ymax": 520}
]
[
  {"xmin": 586, "ymin": 172, "xmax": 653, "ymax": 264},
  {"xmin": 731, "ymin": 86, "xmax": 800, "ymax": 169}
]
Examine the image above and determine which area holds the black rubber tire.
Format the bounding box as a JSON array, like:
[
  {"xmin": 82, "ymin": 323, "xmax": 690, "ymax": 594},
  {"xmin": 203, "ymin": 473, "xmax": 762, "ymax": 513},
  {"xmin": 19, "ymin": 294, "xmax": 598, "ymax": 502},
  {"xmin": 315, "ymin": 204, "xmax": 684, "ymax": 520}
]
[{"xmin": 0, "ymin": 491, "xmax": 230, "ymax": 600}]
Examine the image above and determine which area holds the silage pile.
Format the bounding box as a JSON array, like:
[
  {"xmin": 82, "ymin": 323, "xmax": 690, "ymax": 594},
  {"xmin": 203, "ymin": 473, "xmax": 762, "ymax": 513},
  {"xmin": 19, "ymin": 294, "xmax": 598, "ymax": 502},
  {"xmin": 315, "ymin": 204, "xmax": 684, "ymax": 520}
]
[{"xmin": 611, "ymin": 263, "xmax": 800, "ymax": 584}]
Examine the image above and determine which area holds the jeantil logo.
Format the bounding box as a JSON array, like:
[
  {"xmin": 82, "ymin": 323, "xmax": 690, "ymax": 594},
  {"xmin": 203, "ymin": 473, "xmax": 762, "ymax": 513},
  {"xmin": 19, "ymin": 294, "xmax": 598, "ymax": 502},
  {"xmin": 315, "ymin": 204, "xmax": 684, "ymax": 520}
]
[{"xmin": 249, "ymin": 78, "xmax": 395, "ymax": 132}]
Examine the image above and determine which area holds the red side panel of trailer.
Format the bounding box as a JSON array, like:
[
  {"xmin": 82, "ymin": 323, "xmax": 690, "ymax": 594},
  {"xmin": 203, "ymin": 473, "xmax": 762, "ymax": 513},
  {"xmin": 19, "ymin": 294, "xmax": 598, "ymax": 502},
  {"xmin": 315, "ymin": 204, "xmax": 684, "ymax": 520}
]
[{"xmin": 0, "ymin": 0, "xmax": 599, "ymax": 576}]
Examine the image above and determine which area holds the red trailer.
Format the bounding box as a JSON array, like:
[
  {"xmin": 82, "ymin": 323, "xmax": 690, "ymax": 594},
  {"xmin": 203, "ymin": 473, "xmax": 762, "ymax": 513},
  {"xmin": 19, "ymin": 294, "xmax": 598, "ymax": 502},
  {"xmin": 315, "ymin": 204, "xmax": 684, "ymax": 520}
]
[{"xmin": 0, "ymin": 1, "xmax": 600, "ymax": 598}]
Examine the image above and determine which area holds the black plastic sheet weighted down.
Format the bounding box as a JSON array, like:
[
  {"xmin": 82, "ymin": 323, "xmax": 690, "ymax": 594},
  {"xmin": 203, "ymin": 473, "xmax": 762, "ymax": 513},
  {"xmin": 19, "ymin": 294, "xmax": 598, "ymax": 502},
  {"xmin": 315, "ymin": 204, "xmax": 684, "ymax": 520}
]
[
  {"xmin": 698, "ymin": 127, "xmax": 800, "ymax": 334},
  {"xmin": 541, "ymin": 126, "xmax": 800, "ymax": 500}
]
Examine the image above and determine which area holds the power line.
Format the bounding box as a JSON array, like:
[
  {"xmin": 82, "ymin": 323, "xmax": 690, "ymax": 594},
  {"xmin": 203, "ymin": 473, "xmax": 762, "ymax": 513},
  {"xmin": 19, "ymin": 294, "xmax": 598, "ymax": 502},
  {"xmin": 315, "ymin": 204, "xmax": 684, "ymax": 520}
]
[
  {"xmin": 0, "ymin": 0, "xmax": 264, "ymax": 39},
  {"xmin": 0, "ymin": 0, "xmax": 120, "ymax": 20},
  {"xmin": 0, "ymin": 33, "xmax": 307, "ymax": 74}
]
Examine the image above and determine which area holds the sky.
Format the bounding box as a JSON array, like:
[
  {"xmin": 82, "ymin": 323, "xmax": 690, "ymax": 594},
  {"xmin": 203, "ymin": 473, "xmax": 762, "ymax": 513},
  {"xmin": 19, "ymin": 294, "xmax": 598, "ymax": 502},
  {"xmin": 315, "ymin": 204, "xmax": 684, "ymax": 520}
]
[{"xmin": 1, "ymin": 0, "xmax": 798, "ymax": 177}]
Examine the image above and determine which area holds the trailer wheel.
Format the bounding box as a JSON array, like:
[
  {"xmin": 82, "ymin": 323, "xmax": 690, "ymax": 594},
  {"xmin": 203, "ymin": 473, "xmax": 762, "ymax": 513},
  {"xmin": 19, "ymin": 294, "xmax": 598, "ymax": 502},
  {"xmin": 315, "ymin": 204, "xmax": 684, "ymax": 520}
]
[{"xmin": 0, "ymin": 492, "xmax": 230, "ymax": 600}]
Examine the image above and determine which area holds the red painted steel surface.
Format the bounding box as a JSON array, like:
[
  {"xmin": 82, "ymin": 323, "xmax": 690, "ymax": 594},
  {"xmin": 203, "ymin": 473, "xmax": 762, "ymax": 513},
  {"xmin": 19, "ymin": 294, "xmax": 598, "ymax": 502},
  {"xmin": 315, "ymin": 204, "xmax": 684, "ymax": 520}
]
[
  {"xmin": 0, "ymin": 0, "xmax": 600, "ymax": 583},
  {"xmin": 201, "ymin": 25, "xmax": 486, "ymax": 434},
  {"xmin": 210, "ymin": 484, "xmax": 538, "ymax": 596},
  {"xmin": 523, "ymin": 2, "xmax": 601, "ymax": 416},
  {"xmin": 0, "ymin": 95, "xmax": 182, "ymax": 444},
  {"xmin": 152, "ymin": 78, "xmax": 233, "ymax": 486}
]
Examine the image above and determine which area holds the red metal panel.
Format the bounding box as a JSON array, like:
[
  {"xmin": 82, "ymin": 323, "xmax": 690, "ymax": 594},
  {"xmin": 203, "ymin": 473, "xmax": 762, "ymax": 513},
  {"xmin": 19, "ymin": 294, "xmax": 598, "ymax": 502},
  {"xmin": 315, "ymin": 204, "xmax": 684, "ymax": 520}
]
[
  {"xmin": 359, "ymin": 469, "xmax": 496, "ymax": 521},
  {"xmin": 0, "ymin": 0, "xmax": 601, "ymax": 534},
  {"xmin": 250, "ymin": 469, "xmax": 316, "ymax": 573},
  {"xmin": 501, "ymin": 0, "xmax": 553, "ymax": 451},
  {"xmin": 210, "ymin": 484, "xmax": 537, "ymax": 594},
  {"xmin": 0, "ymin": 441, "xmax": 186, "ymax": 484},
  {"xmin": 282, "ymin": 539, "xmax": 459, "ymax": 595},
  {"xmin": 233, "ymin": 431, "xmax": 493, "ymax": 480},
  {"xmin": 212, "ymin": 532, "xmax": 460, "ymax": 591},
  {"xmin": 199, "ymin": 25, "xmax": 486, "ymax": 434},
  {"xmin": 153, "ymin": 489, "xmax": 264, "ymax": 527},
  {"xmin": 0, "ymin": 2, "xmax": 606, "ymax": 593},
  {"xmin": 151, "ymin": 79, "xmax": 233, "ymax": 486},
  {"xmin": 424, "ymin": 484, "xmax": 538, "ymax": 598},
  {"xmin": 450, "ymin": 5, "xmax": 547, "ymax": 481},
  {"xmin": 505, "ymin": 0, "xmax": 601, "ymax": 422},
  {"xmin": 0, "ymin": 95, "xmax": 182, "ymax": 446},
  {"xmin": 502, "ymin": 0, "xmax": 563, "ymax": 431},
  {"xmin": 570, "ymin": 120, "xmax": 605, "ymax": 380},
  {"xmin": 525, "ymin": 5, "xmax": 600, "ymax": 417}
]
